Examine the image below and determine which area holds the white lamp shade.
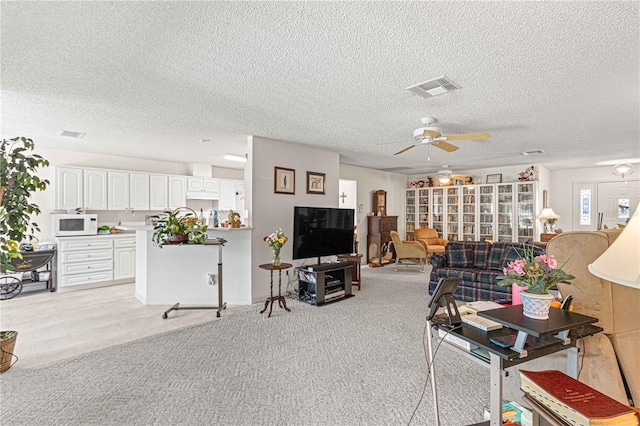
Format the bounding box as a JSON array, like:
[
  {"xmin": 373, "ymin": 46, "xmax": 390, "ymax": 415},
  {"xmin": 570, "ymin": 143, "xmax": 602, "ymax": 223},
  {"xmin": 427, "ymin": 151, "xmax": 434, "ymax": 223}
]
[
  {"xmin": 538, "ymin": 207, "xmax": 560, "ymax": 220},
  {"xmin": 588, "ymin": 204, "xmax": 640, "ymax": 289}
]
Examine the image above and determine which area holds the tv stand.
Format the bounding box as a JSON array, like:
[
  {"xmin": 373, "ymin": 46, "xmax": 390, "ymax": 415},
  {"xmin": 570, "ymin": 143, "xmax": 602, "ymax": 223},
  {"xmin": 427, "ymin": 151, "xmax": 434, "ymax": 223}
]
[{"xmin": 298, "ymin": 261, "xmax": 353, "ymax": 305}]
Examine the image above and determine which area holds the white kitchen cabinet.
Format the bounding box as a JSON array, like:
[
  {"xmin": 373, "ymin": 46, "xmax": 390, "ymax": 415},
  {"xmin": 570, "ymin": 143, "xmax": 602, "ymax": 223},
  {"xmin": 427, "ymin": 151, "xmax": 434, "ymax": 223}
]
[
  {"xmin": 56, "ymin": 234, "xmax": 136, "ymax": 291},
  {"xmin": 108, "ymin": 171, "xmax": 150, "ymax": 211},
  {"xmin": 219, "ymin": 179, "xmax": 238, "ymax": 210},
  {"xmin": 187, "ymin": 177, "xmax": 219, "ymax": 193},
  {"xmin": 108, "ymin": 171, "xmax": 129, "ymax": 210},
  {"xmin": 55, "ymin": 166, "xmax": 83, "ymax": 210},
  {"xmin": 114, "ymin": 238, "xmax": 136, "ymax": 280},
  {"xmin": 129, "ymin": 173, "xmax": 150, "ymax": 210},
  {"xmin": 149, "ymin": 174, "xmax": 168, "ymax": 211},
  {"xmin": 83, "ymin": 169, "xmax": 108, "ymax": 210},
  {"xmin": 168, "ymin": 176, "xmax": 187, "ymax": 210}
]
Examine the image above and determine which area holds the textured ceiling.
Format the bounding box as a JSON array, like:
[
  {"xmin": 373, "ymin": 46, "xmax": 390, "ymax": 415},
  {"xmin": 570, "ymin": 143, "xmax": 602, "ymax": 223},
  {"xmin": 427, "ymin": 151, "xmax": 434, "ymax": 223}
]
[{"xmin": 1, "ymin": 1, "xmax": 639, "ymax": 175}]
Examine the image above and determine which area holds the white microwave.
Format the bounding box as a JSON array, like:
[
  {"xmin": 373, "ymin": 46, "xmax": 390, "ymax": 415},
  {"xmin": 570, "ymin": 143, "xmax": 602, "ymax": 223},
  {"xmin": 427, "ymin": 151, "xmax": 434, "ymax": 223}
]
[{"xmin": 52, "ymin": 214, "xmax": 98, "ymax": 237}]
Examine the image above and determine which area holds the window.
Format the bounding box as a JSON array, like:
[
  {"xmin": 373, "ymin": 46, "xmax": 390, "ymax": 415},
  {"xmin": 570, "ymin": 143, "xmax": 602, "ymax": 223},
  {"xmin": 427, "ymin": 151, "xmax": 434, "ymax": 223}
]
[
  {"xmin": 580, "ymin": 189, "xmax": 591, "ymax": 225},
  {"xmin": 618, "ymin": 199, "xmax": 630, "ymax": 219}
]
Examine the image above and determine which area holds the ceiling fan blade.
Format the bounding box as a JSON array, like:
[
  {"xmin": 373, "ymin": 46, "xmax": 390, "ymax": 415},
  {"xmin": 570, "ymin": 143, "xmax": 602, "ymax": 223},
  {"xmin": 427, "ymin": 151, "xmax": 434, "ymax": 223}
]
[
  {"xmin": 394, "ymin": 145, "xmax": 417, "ymax": 155},
  {"xmin": 442, "ymin": 132, "xmax": 491, "ymax": 141},
  {"xmin": 432, "ymin": 141, "xmax": 459, "ymax": 152},
  {"xmin": 422, "ymin": 129, "xmax": 440, "ymax": 138}
]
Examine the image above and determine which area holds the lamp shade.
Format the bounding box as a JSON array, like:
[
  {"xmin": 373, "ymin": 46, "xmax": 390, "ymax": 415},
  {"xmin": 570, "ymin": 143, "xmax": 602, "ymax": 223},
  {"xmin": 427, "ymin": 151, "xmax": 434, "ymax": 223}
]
[
  {"xmin": 538, "ymin": 207, "xmax": 560, "ymax": 220},
  {"xmin": 588, "ymin": 204, "xmax": 640, "ymax": 289}
]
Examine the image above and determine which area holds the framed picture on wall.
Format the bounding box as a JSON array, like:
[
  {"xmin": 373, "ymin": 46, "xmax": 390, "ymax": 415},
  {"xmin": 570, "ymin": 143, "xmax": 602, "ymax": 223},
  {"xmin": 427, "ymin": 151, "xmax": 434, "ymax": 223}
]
[
  {"xmin": 486, "ymin": 173, "xmax": 502, "ymax": 184},
  {"xmin": 306, "ymin": 171, "xmax": 326, "ymax": 194},
  {"xmin": 274, "ymin": 167, "xmax": 295, "ymax": 194}
]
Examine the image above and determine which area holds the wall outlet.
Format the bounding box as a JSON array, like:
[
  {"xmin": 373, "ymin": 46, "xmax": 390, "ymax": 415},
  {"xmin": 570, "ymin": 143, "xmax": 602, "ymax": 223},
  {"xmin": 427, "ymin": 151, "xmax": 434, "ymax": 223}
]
[{"xmin": 208, "ymin": 274, "xmax": 217, "ymax": 286}]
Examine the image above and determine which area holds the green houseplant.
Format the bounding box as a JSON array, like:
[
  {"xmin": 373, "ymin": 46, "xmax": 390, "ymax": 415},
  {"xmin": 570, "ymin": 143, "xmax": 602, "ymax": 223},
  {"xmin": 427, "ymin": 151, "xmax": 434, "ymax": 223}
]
[
  {"xmin": 1, "ymin": 137, "xmax": 50, "ymax": 272},
  {"xmin": 152, "ymin": 208, "xmax": 208, "ymax": 247}
]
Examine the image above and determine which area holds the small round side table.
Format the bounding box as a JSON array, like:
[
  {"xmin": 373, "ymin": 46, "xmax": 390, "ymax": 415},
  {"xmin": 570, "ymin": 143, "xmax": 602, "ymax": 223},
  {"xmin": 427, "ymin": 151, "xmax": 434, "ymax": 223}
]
[{"xmin": 258, "ymin": 263, "xmax": 293, "ymax": 317}]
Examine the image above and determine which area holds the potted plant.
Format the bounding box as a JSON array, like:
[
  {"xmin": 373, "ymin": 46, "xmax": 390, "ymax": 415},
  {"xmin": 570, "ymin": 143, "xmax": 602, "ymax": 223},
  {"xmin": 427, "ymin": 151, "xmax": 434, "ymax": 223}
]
[
  {"xmin": 1, "ymin": 137, "xmax": 50, "ymax": 273},
  {"xmin": 152, "ymin": 207, "xmax": 208, "ymax": 247},
  {"xmin": 497, "ymin": 246, "xmax": 575, "ymax": 319}
]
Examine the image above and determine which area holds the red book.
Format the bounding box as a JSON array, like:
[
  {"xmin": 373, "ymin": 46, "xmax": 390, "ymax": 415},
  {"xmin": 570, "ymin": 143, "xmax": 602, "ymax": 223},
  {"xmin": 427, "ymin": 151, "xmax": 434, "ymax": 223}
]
[{"xmin": 520, "ymin": 370, "xmax": 638, "ymax": 425}]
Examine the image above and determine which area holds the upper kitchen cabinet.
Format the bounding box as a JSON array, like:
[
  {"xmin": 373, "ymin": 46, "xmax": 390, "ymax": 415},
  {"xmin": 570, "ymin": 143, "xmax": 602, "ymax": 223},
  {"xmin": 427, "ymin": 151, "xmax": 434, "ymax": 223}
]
[
  {"xmin": 83, "ymin": 169, "xmax": 108, "ymax": 210},
  {"xmin": 129, "ymin": 173, "xmax": 150, "ymax": 210},
  {"xmin": 187, "ymin": 177, "xmax": 219, "ymax": 193},
  {"xmin": 219, "ymin": 179, "xmax": 241, "ymax": 211},
  {"xmin": 55, "ymin": 166, "xmax": 84, "ymax": 210},
  {"xmin": 108, "ymin": 171, "xmax": 150, "ymax": 210},
  {"xmin": 168, "ymin": 176, "xmax": 187, "ymax": 210},
  {"xmin": 149, "ymin": 174, "xmax": 168, "ymax": 211}
]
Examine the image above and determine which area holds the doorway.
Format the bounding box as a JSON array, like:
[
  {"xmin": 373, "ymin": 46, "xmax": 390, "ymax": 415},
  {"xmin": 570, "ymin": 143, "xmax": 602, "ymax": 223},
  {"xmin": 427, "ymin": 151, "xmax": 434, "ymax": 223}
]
[{"xmin": 597, "ymin": 180, "xmax": 640, "ymax": 229}]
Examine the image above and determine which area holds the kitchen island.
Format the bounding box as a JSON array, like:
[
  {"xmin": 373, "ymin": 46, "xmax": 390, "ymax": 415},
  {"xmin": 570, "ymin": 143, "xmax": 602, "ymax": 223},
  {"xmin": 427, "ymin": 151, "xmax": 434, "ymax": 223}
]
[{"xmin": 134, "ymin": 227, "xmax": 252, "ymax": 307}]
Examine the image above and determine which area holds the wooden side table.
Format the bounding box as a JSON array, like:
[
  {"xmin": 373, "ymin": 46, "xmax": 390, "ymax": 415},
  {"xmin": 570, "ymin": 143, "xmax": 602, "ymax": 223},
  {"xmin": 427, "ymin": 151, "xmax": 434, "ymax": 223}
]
[
  {"xmin": 337, "ymin": 253, "xmax": 363, "ymax": 290},
  {"xmin": 259, "ymin": 263, "xmax": 293, "ymax": 317}
]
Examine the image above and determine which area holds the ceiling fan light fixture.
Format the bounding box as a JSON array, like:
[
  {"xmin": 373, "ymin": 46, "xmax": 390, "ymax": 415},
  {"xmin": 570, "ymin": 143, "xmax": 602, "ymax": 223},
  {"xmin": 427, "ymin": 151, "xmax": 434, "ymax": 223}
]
[
  {"xmin": 439, "ymin": 175, "xmax": 451, "ymax": 184},
  {"xmin": 612, "ymin": 163, "xmax": 634, "ymax": 178}
]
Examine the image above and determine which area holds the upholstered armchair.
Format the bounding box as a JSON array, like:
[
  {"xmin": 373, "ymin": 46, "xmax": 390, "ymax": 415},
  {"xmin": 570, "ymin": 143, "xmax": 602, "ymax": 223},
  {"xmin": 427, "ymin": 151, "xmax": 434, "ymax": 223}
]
[
  {"xmin": 414, "ymin": 228, "xmax": 448, "ymax": 254},
  {"xmin": 503, "ymin": 228, "xmax": 639, "ymax": 406},
  {"xmin": 390, "ymin": 231, "xmax": 427, "ymax": 272}
]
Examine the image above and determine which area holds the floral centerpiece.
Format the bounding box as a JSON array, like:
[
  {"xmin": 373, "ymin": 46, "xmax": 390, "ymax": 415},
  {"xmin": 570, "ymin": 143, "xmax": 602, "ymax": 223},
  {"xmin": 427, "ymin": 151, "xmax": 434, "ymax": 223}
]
[
  {"xmin": 264, "ymin": 228, "xmax": 287, "ymax": 266},
  {"xmin": 497, "ymin": 246, "xmax": 575, "ymax": 319}
]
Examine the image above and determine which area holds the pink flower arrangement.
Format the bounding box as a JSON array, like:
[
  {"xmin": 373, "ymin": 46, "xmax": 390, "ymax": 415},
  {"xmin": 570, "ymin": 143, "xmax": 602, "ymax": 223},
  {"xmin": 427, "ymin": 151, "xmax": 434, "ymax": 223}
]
[{"xmin": 498, "ymin": 247, "xmax": 574, "ymax": 294}]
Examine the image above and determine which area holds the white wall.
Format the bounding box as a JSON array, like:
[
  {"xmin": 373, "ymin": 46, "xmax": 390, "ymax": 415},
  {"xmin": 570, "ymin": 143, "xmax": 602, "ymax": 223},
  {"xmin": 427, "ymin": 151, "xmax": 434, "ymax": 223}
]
[
  {"xmin": 549, "ymin": 166, "xmax": 640, "ymax": 231},
  {"xmin": 248, "ymin": 136, "xmax": 341, "ymax": 303},
  {"xmin": 339, "ymin": 164, "xmax": 408, "ymax": 244}
]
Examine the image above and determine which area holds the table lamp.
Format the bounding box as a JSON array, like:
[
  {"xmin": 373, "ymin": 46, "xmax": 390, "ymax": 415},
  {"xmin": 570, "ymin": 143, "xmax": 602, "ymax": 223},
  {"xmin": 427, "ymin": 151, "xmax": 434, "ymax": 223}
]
[
  {"xmin": 538, "ymin": 207, "xmax": 560, "ymax": 233},
  {"xmin": 588, "ymin": 204, "xmax": 640, "ymax": 289}
]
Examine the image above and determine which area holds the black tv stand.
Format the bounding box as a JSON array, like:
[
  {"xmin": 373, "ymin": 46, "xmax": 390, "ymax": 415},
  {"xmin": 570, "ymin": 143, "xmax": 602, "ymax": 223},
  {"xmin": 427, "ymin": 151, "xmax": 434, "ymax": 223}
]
[{"xmin": 298, "ymin": 261, "xmax": 353, "ymax": 305}]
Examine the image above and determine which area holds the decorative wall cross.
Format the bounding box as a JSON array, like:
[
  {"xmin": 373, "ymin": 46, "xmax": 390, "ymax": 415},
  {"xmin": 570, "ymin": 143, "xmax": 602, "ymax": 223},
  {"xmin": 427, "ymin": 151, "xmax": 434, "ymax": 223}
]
[{"xmin": 340, "ymin": 192, "xmax": 347, "ymax": 204}]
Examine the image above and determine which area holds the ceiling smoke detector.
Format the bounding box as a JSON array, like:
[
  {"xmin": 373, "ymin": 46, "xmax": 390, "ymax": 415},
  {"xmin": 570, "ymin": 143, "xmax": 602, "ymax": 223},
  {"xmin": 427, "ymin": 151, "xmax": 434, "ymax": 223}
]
[
  {"xmin": 58, "ymin": 130, "xmax": 85, "ymax": 139},
  {"xmin": 406, "ymin": 76, "xmax": 462, "ymax": 99}
]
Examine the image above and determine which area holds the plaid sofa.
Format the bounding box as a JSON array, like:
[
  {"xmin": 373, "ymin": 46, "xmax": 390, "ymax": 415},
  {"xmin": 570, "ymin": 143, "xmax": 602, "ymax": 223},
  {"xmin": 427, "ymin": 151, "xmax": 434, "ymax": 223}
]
[{"xmin": 428, "ymin": 241, "xmax": 545, "ymax": 302}]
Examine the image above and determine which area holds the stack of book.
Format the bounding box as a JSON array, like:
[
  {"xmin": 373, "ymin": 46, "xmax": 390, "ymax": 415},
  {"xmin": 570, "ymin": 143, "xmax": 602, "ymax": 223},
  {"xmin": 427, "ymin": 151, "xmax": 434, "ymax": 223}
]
[{"xmin": 520, "ymin": 370, "xmax": 639, "ymax": 425}]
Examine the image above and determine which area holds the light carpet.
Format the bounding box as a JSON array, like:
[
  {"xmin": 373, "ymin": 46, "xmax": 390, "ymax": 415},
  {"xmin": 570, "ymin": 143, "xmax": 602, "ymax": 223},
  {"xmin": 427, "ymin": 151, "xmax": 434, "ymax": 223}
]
[{"xmin": 1, "ymin": 265, "xmax": 490, "ymax": 425}]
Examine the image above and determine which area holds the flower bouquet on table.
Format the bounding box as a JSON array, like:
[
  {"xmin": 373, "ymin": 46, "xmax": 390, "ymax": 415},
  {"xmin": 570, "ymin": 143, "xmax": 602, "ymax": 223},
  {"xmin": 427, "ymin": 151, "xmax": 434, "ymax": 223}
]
[
  {"xmin": 497, "ymin": 246, "xmax": 575, "ymax": 319},
  {"xmin": 264, "ymin": 228, "xmax": 287, "ymax": 266}
]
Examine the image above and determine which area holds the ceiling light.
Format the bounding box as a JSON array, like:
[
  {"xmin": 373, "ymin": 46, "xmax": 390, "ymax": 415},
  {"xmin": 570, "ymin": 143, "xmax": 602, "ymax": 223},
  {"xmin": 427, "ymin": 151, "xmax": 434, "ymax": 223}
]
[
  {"xmin": 520, "ymin": 150, "xmax": 545, "ymax": 156},
  {"xmin": 223, "ymin": 153, "xmax": 247, "ymax": 163},
  {"xmin": 612, "ymin": 163, "xmax": 634, "ymax": 178},
  {"xmin": 438, "ymin": 176, "xmax": 451, "ymax": 184},
  {"xmin": 198, "ymin": 138, "xmax": 211, "ymax": 143},
  {"xmin": 58, "ymin": 130, "xmax": 85, "ymax": 138}
]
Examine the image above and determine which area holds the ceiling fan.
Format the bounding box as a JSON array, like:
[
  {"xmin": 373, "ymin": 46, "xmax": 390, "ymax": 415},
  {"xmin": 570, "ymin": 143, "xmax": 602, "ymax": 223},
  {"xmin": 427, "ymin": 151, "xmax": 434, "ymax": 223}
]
[{"xmin": 393, "ymin": 117, "xmax": 490, "ymax": 156}]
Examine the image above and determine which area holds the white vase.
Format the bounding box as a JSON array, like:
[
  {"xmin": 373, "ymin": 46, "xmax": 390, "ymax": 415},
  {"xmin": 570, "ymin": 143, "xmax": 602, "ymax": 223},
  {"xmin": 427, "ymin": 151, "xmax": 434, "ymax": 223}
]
[{"xmin": 519, "ymin": 290, "xmax": 554, "ymax": 320}]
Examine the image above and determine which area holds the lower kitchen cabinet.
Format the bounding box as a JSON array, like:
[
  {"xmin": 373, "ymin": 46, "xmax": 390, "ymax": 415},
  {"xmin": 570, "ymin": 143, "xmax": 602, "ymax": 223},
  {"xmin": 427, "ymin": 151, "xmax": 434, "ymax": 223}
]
[{"xmin": 56, "ymin": 234, "xmax": 136, "ymax": 292}]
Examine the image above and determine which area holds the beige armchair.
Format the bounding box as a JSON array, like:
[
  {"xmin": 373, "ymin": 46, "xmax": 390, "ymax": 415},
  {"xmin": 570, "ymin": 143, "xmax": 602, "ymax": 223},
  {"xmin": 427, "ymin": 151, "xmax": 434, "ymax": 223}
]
[
  {"xmin": 390, "ymin": 231, "xmax": 427, "ymax": 272},
  {"xmin": 503, "ymin": 228, "xmax": 639, "ymax": 406},
  {"xmin": 414, "ymin": 228, "xmax": 448, "ymax": 254}
]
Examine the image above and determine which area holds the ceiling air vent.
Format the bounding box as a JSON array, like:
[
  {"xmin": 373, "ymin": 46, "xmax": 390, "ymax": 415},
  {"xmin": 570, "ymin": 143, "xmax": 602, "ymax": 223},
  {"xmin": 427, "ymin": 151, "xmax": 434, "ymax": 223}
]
[
  {"xmin": 406, "ymin": 76, "xmax": 461, "ymax": 99},
  {"xmin": 520, "ymin": 150, "xmax": 545, "ymax": 156},
  {"xmin": 58, "ymin": 130, "xmax": 86, "ymax": 139}
]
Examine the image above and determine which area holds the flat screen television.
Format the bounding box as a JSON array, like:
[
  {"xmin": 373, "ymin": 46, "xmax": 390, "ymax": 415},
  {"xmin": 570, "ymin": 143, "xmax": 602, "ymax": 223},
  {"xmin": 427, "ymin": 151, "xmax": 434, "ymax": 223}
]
[{"xmin": 293, "ymin": 206, "xmax": 355, "ymax": 261}]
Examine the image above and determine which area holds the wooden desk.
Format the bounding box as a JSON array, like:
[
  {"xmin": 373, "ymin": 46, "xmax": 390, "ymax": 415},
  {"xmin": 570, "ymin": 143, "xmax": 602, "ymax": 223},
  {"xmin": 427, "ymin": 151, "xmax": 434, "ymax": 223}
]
[
  {"xmin": 337, "ymin": 254, "xmax": 362, "ymax": 290},
  {"xmin": 431, "ymin": 306, "xmax": 602, "ymax": 426},
  {"xmin": 259, "ymin": 263, "xmax": 292, "ymax": 317}
]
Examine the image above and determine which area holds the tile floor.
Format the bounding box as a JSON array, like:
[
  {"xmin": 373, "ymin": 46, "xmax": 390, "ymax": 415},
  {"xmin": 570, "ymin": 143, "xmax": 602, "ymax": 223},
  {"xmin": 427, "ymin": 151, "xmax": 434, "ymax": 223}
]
[{"xmin": 0, "ymin": 283, "xmax": 251, "ymax": 370}]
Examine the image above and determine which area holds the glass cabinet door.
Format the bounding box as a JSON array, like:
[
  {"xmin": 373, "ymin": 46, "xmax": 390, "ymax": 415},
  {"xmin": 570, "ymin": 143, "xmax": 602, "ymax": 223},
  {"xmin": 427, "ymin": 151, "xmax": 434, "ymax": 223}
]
[
  {"xmin": 478, "ymin": 184, "xmax": 495, "ymax": 242},
  {"xmin": 432, "ymin": 188, "xmax": 444, "ymax": 235},
  {"xmin": 497, "ymin": 183, "xmax": 515, "ymax": 241},
  {"xmin": 462, "ymin": 186, "xmax": 477, "ymax": 241},
  {"xmin": 417, "ymin": 188, "xmax": 430, "ymax": 231},
  {"xmin": 405, "ymin": 189, "xmax": 416, "ymax": 240},
  {"xmin": 517, "ymin": 183, "xmax": 536, "ymax": 242},
  {"xmin": 446, "ymin": 187, "xmax": 460, "ymax": 241}
]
